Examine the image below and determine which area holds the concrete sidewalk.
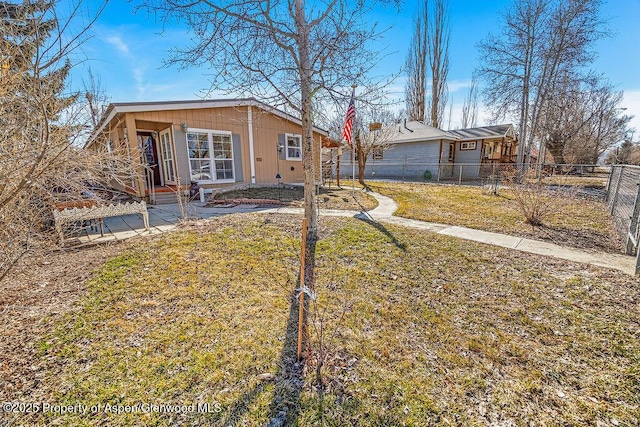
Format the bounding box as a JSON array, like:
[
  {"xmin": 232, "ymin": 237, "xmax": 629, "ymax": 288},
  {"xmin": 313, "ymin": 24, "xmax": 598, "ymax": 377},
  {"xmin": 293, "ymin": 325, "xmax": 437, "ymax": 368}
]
[
  {"xmin": 73, "ymin": 191, "xmax": 635, "ymax": 275},
  {"xmin": 72, "ymin": 202, "xmax": 268, "ymax": 244},
  {"xmin": 363, "ymin": 192, "xmax": 635, "ymax": 276}
]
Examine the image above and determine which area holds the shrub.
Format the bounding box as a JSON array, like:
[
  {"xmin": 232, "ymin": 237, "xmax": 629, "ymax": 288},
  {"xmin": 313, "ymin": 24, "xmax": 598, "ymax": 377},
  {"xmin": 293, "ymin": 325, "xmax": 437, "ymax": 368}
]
[{"xmin": 502, "ymin": 168, "xmax": 557, "ymax": 227}]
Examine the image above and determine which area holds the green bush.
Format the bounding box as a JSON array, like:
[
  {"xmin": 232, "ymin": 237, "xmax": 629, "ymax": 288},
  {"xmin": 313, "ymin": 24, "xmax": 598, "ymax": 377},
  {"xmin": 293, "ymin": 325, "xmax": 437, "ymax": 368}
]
[{"xmin": 423, "ymin": 170, "xmax": 432, "ymax": 180}]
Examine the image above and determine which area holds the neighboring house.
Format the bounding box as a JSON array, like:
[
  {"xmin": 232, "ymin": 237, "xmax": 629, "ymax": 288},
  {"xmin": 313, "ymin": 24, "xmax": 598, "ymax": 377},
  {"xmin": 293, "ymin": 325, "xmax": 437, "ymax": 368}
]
[
  {"xmin": 85, "ymin": 98, "xmax": 327, "ymax": 203},
  {"xmin": 341, "ymin": 122, "xmax": 517, "ymax": 180},
  {"xmin": 342, "ymin": 120, "xmax": 457, "ymax": 180}
]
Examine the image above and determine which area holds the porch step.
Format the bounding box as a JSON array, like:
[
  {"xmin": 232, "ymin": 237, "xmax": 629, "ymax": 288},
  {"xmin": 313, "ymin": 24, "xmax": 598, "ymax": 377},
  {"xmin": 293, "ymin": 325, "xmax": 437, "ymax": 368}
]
[{"xmin": 149, "ymin": 192, "xmax": 183, "ymax": 205}]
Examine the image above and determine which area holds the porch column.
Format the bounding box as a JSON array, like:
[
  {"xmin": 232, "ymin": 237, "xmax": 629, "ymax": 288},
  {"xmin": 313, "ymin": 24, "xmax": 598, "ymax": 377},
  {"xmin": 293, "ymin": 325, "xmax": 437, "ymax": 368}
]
[{"xmin": 125, "ymin": 115, "xmax": 145, "ymax": 198}]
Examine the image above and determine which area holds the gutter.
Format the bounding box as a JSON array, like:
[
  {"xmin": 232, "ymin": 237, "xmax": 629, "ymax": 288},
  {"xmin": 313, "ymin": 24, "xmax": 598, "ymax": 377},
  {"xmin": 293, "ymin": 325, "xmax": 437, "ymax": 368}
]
[{"xmin": 85, "ymin": 98, "xmax": 329, "ymax": 150}]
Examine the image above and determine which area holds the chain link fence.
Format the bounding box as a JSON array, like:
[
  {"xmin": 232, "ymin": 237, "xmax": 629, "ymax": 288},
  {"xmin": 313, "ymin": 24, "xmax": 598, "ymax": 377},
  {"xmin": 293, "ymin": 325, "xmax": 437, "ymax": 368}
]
[
  {"xmin": 606, "ymin": 165, "xmax": 640, "ymax": 269},
  {"xmin": 340, "ymin": 160, "xmax": 610, "ymax": 186}
]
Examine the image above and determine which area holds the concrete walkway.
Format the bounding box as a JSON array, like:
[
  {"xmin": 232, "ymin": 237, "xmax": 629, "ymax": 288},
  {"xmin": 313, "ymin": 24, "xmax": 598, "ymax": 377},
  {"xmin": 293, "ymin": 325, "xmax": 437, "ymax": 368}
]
[
  {"xmin": 362, "ymin": 192, "xmax": 635, "ymax": 276},
  {"xmin": 72, "ymin": 202, "xmax": 265, "ymax": 244},
  {"xmin": 74, "ymin": 191, "xmax": 636, "ymax": 275}
]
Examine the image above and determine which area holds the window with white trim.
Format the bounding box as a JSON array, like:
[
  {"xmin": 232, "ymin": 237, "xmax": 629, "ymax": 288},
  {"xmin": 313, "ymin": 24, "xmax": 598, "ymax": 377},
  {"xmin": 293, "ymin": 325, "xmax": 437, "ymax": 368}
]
[
  {"xmin": 187, "ymin": 129, "xmax": 234, "ymax": 182},
  {"xmin": 460, "ymin": 141, "xmax": 477, "ymax": 150},
  {"xmin": 372, "ymin": 146, "xmax": 384, "ymax": 160},
  {"xmin": 285, "ymin": 134, "xmax": 302, "ymax": 160}
]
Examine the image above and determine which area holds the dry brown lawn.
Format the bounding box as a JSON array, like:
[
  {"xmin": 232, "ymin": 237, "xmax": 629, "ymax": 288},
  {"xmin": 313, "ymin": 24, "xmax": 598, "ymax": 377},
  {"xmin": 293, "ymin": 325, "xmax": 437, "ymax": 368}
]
[
  {"xmin": 367, "ymin": 181, "xmax": 622, "ymax": 254},
  {"xmin": 214, "ymin": 186, "xmax": 378, "ymax": 211},
  {"xmin": 1, "ymin": 214, "xmax": 638, "ymax": 426}
]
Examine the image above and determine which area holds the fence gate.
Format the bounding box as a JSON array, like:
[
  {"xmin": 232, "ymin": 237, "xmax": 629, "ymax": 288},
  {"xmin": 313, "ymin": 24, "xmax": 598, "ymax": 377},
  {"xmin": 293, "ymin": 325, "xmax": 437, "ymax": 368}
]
[{"xmin": 607, "ymin": 165, "xmax": 640, "ymax": 275}]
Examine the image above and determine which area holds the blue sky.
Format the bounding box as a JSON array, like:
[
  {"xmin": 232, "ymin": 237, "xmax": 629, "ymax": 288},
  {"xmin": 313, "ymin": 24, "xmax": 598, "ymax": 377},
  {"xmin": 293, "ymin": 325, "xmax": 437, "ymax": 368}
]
[{"xmin": 71, "ymin": 0, "xmax": 640, "ymax": 134}]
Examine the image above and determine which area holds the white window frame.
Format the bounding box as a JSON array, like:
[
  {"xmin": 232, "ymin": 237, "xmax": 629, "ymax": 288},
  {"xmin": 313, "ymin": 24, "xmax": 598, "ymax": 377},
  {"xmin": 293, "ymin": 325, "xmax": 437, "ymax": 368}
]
[
  {"xmin": 285, "ymin": 133, "xmax": 302, "ymax": 161},
  {"xmin": 460, "ymin": 141, "xmax": 477, "ymax": 150},
  {"xmin": 186, "ymin": 128, "xmax": 235, "ymax": 184},
  {"xmin": 372, "ymin": 146, "xmax": 384, "ymax": 160}
]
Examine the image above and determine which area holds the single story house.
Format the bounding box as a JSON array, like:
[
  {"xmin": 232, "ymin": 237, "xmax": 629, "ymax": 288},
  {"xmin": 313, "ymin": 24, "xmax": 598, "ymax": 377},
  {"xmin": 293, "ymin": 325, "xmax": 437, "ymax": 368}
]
[
  {"xmin": 340, "ymin": 120, "xmax": 457, "ymax": 180},
  {"xmin": 85, "ymin": 98, "xmax": 327, "ymax": 203},
  {"xmin": 340, "ymin": 122, "xmax": 517, "ymax": 180}
]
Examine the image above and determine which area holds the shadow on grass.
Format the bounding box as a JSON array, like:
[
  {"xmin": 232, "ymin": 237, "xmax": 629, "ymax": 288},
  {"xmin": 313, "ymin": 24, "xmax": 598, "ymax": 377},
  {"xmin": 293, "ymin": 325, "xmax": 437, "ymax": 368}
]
[
  {"xmin": 356, "ymin": 216, "xmax": 407, "ymax": 251},
  {"xmin": 219, "ymin": 240, "xmax": 318, "ymax": 427}
]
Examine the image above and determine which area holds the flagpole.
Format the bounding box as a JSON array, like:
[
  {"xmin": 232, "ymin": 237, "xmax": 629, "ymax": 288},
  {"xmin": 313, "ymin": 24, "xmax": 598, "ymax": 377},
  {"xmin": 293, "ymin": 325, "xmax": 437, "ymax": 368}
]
[
  {"xmin": 352, "ymin": 138, "xmax": 355, "ymax": 194},
  {"xmin": 351, "ymin": 85, "xmax": 356, "ymax": 194},
  {"xmin": 341, "ymin": 84, "xmax": 357, "ymax": 193}
]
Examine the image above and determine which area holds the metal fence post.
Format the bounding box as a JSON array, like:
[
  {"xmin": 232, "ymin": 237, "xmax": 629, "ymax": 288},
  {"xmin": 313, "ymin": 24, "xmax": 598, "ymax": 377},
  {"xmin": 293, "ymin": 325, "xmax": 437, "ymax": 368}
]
[
  {"xmin": 458, "ymin": 164, "xmax": 463, "ymax": 185},
  {"xmin": 626, "ymin": 178, "xmax": 640, "ymax": 255},
  {"xmin": 632, "ymin": 181, "xmax": 640, "ymax": 275},
  {"xmin": 610, "ymin": 166, "xmax": 625, "ymax": 215},
  {"xmin": 605, "ymin": 165, "xmax": 615, "ymax": 201}
]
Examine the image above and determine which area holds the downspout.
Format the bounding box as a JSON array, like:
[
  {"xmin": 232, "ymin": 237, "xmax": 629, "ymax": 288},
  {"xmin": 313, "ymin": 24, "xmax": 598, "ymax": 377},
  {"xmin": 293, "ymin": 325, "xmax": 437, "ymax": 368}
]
[{"xmin": 247, "ymin": 105, "xmax": 256, "ymax": 184}]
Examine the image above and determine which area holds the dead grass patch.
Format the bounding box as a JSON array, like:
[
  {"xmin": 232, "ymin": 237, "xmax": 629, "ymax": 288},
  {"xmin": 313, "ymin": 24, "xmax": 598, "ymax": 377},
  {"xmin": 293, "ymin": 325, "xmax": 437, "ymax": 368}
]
[
  {"xmin": 216, "ymin": 186, "xmax": 378, "ymax": 211},
  {"xmin": 538, "ymin": 174, "xmax": 609, "ymax": 189},
  {"xmin": 368, "ymin": 181, "xmax": 622, "ymax": 253},
  {"xmin": 2, "ymin": 214, "xmax": 638, "ymax": 426}
]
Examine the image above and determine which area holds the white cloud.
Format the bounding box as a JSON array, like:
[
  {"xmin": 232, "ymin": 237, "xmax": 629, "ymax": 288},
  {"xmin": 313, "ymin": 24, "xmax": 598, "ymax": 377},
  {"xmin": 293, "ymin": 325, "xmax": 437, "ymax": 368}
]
[
  {"xmin": 105, "ymin": 35, "xmax": 130, "ymax": 56},
  {"xmin": 447, "ymin": 79, "xmax": 473, "ymax": 94}
]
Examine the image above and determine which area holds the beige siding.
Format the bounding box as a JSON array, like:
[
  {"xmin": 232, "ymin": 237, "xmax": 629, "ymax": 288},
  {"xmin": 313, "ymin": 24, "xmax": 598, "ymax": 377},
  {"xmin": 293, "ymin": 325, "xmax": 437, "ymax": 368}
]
[
  {"xmin": 130, "ymin": 107, "xmax": 252, "ymax": 188},
  {"xmin": 95, "ymin": 104, "xmax": 323, "ymax": 195},
  {"xmin": 251, "ymin": 108, "xmax": 322, "ymax": 184}
]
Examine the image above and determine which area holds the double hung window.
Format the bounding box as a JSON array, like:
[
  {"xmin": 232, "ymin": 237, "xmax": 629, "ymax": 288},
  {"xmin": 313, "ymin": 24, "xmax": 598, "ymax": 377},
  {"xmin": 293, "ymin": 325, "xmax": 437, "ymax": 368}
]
[{"xmin": 187, "ymin": 129, "xmax": 234, "ymax": 182}]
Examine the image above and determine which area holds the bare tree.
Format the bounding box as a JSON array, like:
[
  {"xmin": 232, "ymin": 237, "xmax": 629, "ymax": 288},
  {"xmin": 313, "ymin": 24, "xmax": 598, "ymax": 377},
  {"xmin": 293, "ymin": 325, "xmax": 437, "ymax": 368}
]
[
  {"xmin": 477, "ymin": 0, "xmax": 547, "ymax": 173},
  {"xmin": 83, "ymin": 67, "xmax": 110, "ymax": 129},
  {"xmin": 405, "ymin": 5, "xmax": 428, "ymax": 122},
  {"xmin": 0, "ymin": 0, "xmax": 135, "ymax": 282},
  {"xmin": 325, "ymin": 104, "xmax": 399, "ymax": 186},
  {"xmin": 477, "ymin": 0, "xmax": 605, "ymax": 175},
  {"xmin": 606, "ymin": 140, "xmax": 640, "ymax": 165},
  {"xmin": 353, "ymin": 108, "xmax": 400, "ymax": 186},
  {"xmin": 427, "ymin": 0, "xmax": 449, "ymax": 128},
  {"xmin": 405, "ymin": 0, "xmax": 450, "ymax": 127},
  {"xmin": 461, "ymin": 76, "xmax": 479, "ymax": 128},
  {"xmin": 145, "ymin": 0, "xmax": 397, "ymax": 246},
  {"xmin": 538, "ymin": 74, "xmax": 632, "ymax": 166},
  {"xmin": 574, "ymin": 84, "xmax": 632, "ymax": 164}
]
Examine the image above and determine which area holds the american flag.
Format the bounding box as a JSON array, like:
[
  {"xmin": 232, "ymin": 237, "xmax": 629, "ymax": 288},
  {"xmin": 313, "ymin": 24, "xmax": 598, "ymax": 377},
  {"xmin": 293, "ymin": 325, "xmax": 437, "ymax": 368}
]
[{"xmin": 342, "ymin": 96, "xmax": 356, "ymax": 145}]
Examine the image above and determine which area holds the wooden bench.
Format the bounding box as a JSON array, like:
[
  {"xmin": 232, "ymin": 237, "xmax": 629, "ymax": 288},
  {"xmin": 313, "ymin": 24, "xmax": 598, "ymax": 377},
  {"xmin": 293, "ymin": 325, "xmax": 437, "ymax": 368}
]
[{"xmin": 53, "ymin": 201, "xmax": 149, "ymax": 243}]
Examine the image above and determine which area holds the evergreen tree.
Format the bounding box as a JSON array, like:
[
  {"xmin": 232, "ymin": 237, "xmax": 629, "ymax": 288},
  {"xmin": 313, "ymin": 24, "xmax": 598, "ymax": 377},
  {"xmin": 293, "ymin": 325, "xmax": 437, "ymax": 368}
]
[{"xmin": 0, "ymin": 0, "xmax": 125, "ymax": 282}]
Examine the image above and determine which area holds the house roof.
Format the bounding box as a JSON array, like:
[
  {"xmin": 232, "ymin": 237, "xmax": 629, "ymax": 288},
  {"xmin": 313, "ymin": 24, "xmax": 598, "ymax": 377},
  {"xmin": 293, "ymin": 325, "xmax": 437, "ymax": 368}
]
[
  {"xmin": 448, "ymin": 124, "xmax": 515, "ymax": 141},
  {"xmin": 85, "ymin": 97, "xmax": 328, "ymax": 148},
  {"xmin": 390, "ymin": 121, "xmax": 458, "ymax": 144}
]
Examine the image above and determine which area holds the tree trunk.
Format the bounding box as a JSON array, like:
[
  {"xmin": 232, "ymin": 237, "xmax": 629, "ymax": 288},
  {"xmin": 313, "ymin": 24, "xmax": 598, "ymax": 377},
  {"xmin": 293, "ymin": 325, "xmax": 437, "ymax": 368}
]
[
  {"xmin": 546, "ymin": 138, "xmax": 565, "ymax": 173},
  {"xmin": 294, "ymin": 0, "xmax": 318, "ymax": 242},
  {"xmin": 356, "ymin": 133, "xmax": 366, "ymax": 186}
]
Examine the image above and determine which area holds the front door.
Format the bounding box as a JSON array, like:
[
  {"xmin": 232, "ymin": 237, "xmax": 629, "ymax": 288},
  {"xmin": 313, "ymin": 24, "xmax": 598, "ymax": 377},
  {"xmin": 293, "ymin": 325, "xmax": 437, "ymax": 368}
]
[
  {"xmin": 138, "ymin": 132, "xmax": 162, "ymax": 186},
  {"xmin": 159, "ymin": 128, "xmax": 176, "ymax": 185}
]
